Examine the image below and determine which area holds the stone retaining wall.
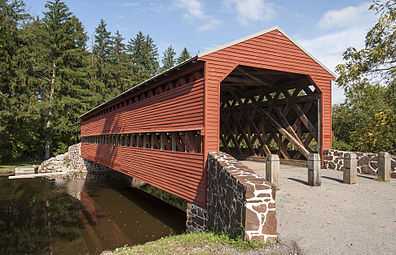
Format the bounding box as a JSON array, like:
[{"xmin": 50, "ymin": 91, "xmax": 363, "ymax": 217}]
[
  {"xmin": 186, "ymin": 203, "xmax": 208, "ymax": 232},
  {"xmin": 206, "ymin": 152, "xmax": 277, "ymax": 241},
  {"xmin": 324, "ymin": 149, "xmax": 396, "ymax": 178},
  {"xmin": 68, "ymin": 143, "xmax": 87, "ymax": 171}
]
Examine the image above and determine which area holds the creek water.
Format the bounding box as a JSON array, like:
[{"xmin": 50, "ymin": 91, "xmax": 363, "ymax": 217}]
[{"xmin": 0, "ymin": 175, "xmax": 186, "ymax": 255}]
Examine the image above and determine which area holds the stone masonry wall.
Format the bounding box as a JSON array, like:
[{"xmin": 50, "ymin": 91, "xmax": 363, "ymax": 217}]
[
  {"xmin": 68, "ymin": 143, "xmax": 87, "ymax": 172},
  {"xmin": 186, "ymin": 203, "xmax": 208, "ymax": 232},
  {"xmin": 206, "ymin": 152, "xmax": 277, "ymax": 241},
  {"xmin": 324, "ymin": 149, "xmax": 396, "ymax": 178}
]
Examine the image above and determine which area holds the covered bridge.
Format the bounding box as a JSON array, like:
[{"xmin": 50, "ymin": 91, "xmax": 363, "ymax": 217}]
[{"xmin": 80, "ymin": 27, "xmax": 335, "ymax": 209}]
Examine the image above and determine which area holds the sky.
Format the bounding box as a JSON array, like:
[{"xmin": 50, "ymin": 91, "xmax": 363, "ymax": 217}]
[{"xmin": 25, "ymin": 0, "xmax": 378, "ymax": 104}]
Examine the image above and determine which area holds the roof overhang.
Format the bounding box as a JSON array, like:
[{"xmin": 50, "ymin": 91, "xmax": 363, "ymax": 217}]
[{"xmin": 80, "ymin": 56, "xmax": 199, "ymax": 119}]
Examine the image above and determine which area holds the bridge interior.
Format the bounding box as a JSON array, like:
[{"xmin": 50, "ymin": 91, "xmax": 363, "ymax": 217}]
[{"xmin": 220, "ymin": 65, "xmax": 321, "ymax": 160}]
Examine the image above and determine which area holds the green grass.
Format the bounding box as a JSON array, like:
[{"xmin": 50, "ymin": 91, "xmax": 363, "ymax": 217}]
[{"xmin": 113, "ymin": 232, "xmax": 270, "ymax": 255}]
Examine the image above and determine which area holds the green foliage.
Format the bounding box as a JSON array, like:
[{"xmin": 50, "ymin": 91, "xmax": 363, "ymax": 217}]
[
  {"xmin": 334, "ymin": 0, "xmax": 396, "ymax": 153},
  {"xmin": 0, "ymin": 0, "xmax": 193, "ymax": 163},
  {"xmin": 333, "ymin": 83, "xmax": 396, "ymax": 152},
  {"xmin": 161, "ymin": 45, "xmax": 176, "ymax": 71},
  {"xmin": 177, "ymin": 47, "xmax": 191, "ymax": 64},
  {"xmin": 126, "ymin": 31, "xmax": 159, "ymax": 83},
  {"xmin": 93, "ymin": 19, "xmax": 112, "ymax": 61}
]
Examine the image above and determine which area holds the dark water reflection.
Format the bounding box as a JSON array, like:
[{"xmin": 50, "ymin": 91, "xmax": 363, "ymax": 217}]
[{"xmin": 0, "ymin": 176, "xmax": 186, "ymax": 255}]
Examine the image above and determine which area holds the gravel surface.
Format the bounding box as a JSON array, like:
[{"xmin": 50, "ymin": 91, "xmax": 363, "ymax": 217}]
[{"xmin": 241, "ymin": 161, "xmax": 396, "ymax": 255}]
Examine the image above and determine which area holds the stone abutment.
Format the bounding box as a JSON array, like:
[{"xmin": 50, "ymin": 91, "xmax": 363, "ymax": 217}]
[{"xmin": 187, "ymin": 152, "xmax": 277, "ymax": 241}]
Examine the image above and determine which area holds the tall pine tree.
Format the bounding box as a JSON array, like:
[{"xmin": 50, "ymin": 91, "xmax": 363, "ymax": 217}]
[
  {"xmin": 161, "ymin": 45, "xmax": 176, "ymax": 71},
  {"xmin": 0, "ymin": 0, "xmax": 30, "ymax": 162},
  {"xmin": 93, "ymin": 19, "xmax": 112, "ymax": 61},
  {"xmin": 91, "ymin": 19, "xmax": 113, "ymax": 99},
  {"xmin": 126, "ymin": 31, "xmax": 159, "ymax": 84},
  {"xmin": 177, "ymin": 47, "xmax": 191, "ymax": 64},
  {"xmin": 109, "ymin": 30, "xmax": 130, "ymax": 94},
  {"xmin": 39, "ymin": 0, "xmax": 91, "ymax": 158}
]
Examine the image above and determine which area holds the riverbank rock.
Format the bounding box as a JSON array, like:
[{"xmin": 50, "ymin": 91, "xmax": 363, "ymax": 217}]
[
  {"xmin": 38, "ymin": 152, "xmax": 71, "ymax": 173},
  {"xmin": 38, "ymin": 143, "xmax": 87, "ymax": 174}
]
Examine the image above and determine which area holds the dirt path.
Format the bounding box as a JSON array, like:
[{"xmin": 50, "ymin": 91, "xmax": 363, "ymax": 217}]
[{"xmin": 241, "ymin": 161, "xmax": 396, "ymax": 255}]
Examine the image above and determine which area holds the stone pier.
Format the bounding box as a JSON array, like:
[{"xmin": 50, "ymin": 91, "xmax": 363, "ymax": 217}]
[
  {"xmin": 308, "ymin": 153, "xmax": 321, "ymax": 186},
  {"xmin": 378, "ymin": 152, "xmax": 391, "ymax": 182},
  {"xmin": 266, "ymin": 154, "xmax": 280, "ymax": 188},
  {"xmin": 343, "ymin": 153, "xmax": 357, "ymax": 184}
]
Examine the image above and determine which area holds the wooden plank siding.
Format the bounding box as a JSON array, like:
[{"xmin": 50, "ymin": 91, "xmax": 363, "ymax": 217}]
[
  {"xmin": 81, "ymin": 143, "xmax": 206, "ymax": 205},
  {"xmin": 80, "ymin": 64, "xmax": 207, "ymax": 207},
  {"xmin": 81, "ymin": 71, "xmax": 205, "ymax": 136},
  {"xmin": 200, "ymin": 29, "xmax": 334, "ymax": 160}
]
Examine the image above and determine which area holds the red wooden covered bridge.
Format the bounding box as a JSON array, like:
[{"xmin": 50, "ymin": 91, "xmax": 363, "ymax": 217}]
[{"xmin": 80, "ymin": 27, "xmax": 335, "ymax": 209}]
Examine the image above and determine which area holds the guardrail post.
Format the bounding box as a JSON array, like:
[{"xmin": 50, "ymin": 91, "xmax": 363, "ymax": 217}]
[
  {"xmin": 308, "ymin": 153, "xmax": 321, "ymax": 186},
  {"xmin": 378, "ymin": 152, "xmax": 391, "ymax": 182},
  {"xmin": 266, "ymin": 154, "xmax": 280, "ymax": 188},
  {"xmin": 343, "ymin": 153, "xmax": 357, "ymax": 184}
]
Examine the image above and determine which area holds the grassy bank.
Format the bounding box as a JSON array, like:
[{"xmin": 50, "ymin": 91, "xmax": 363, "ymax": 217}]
[
  {"xmin": 0, "ymin": 162, "xmax": 37, "ymax": 176},
  {"xmin": 112, "ymin": 232, "xmax": 301, "ymax": 255}
]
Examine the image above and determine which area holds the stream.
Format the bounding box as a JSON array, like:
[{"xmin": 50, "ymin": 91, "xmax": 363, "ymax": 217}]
[{"xmin": 0, "ymin": 175, "xmax": 186, "ymax": 255}]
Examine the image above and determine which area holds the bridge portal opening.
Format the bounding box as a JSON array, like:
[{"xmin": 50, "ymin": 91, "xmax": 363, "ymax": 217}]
[{"xmin": 220, "ymin": 65, "xmax": 321, "ymax": 161}]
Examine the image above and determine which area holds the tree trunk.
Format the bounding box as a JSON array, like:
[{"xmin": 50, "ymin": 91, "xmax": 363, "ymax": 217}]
[{"xmin": 44, "ymin": 62, "xmax": 56, "ymax": 159}]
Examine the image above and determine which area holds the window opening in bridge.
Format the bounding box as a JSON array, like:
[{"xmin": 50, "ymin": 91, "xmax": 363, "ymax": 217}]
[{"xmin": 81, "ymin": 130, "xmax": 202, "ymax": 154}]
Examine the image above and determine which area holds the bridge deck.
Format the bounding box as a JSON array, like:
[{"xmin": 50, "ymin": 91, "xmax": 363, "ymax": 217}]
[{"xmin": 241, "ymin": 161, "xmax": 396, "ymax": 255}]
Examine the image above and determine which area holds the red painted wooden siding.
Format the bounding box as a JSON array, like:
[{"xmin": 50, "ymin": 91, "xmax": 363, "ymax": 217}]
[
  {"xmin": 81, "ymin": 76, "xmax": 204, "ymax": 136},
  {"xmin": 200, "ymin": 29, "xmax": 334, "ymax": 159},
  {"xmin": 80, "ymin": 64, "xmax": 207, "ymax": 207},
  {"xmin": 81, "ymin": 143, "xmax": 206, "ymax": 205}
]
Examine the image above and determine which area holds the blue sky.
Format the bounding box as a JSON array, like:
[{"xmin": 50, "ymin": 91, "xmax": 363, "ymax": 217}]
[{"xmin": 25, "ymin": 0, "xmax": 378, "ymax": 104}]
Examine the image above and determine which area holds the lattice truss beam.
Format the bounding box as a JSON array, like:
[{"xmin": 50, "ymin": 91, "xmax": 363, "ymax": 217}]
[{"xmin": 220, "ymin": 66, "xmax": 320, "ymax": 160}]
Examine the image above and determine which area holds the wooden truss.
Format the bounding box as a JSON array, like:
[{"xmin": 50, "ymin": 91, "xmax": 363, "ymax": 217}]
[{"xmin": 220, "ymin": 67, "xmax": 320, "ymax": 160}]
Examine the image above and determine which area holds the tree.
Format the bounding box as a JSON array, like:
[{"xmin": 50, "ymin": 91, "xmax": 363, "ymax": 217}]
[
  {"xmin": 336, "ymin": 0, "xmax": 395, "ymax": 88},
  {"xmin": 126, "ymin": 31, "xmax": 159, "ymax": 83},
  {"xmin": 93, "ymin": 19, "xmax": 112, "ymax": 62},
  {"xmin": 111, "ymin": 30, "xmax": 125, "ymax": 62},
  {"xmin": 91, "ymin": 19, "xmax": 113, "ymax": 99},
  {"xmin": 0, "ymin": 0, "xmax": 30, "ymax": 162},
  {"xmin": 334, "ymin": 0, "xmax": 396, "ymax": 152},
  {"xmin": 161, "ymin": 45, "xmax": 176, "ymax": 71},
  {"xmin": 333, "ymin": 83, "xmax": 394, "ymax": 152},
  {"xmin": 39, "ymin": 0, "xmax": 91, "ymax": 158},
  {"xmin": 143, "ymin": 34, "xmax": 159, "ymax": 76},
  {"xmin": 109, "ymin": 30, "xmax": 130, "ymax": 94},
  {"xmin": 0, "ymin": 0, "xmax": 195, "ymax": 162},
  {"xmin": 177, "ymin": 47, "xmax": 191, "ymax": 64}
]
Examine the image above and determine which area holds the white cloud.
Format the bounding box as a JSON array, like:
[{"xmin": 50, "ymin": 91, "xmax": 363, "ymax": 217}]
[
  {"xmin": 175, "ymin": 0, "xmax": 220, "ymax": 31},
  {"xmin": 319, "ymin": 2, "xmax": 375, "ymax": 30},
  {"xmin": 225, "ymin": 0, "xmax": 275, "ymax": 24},
  {"xmin": 297, "ymin": 2, "xmax": 377, "ymax": 104}
]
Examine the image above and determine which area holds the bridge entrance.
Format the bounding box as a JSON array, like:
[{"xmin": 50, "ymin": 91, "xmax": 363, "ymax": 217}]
[{"xmin": 220, "ymin": 65, "xmax": 321, "ymax": 161}]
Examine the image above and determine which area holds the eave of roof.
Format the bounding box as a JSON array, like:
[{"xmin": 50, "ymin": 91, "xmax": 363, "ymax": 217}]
[{"xmin": 80, "ymin": 56, "xmax": 198, "ymax": 119}]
